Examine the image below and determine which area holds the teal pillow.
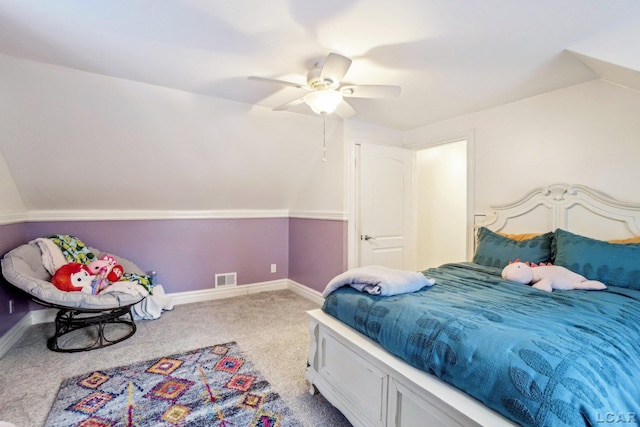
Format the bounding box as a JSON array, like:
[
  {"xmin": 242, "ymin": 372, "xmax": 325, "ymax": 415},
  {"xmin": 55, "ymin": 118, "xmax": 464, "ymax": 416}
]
[
  {"xmin": 554, "ymin": 229, "xmax": 640, "ymax": 289},
  {"xmin": 472, "ymin": 227, "xmax": 553, "ymax": 268}
]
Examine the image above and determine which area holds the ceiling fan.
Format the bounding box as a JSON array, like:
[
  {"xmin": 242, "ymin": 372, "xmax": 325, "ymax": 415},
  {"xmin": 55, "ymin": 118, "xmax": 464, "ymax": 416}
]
[{"xmin": 249, "ymin": 52, "xmax": 401, "ymax": 118}]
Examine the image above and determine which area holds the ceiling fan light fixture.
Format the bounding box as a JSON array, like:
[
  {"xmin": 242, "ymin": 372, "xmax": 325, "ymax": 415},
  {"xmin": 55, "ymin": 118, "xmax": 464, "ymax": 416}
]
[{"xmin": 304, "ymin": 89, "xmax": 343, "ymax": 114}]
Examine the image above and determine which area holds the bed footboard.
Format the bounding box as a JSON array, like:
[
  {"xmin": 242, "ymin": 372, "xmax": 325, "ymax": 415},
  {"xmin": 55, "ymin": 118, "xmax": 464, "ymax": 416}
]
[{"xmin": 305, "ymin": 309, "xmax": 515, "ymax": 427}]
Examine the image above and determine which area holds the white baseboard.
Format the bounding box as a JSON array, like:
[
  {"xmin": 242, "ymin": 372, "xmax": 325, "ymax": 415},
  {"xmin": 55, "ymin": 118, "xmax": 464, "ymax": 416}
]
[
  {"xmin": 0, "ymin": 312, "xmax": 33, "ymax": 359},
  {"xmin": 30, "ymin": 307, "xmax": 58, "ymax": 324},
  {"xmin": 287, "ymin": 280, "xmax": 324, "ymax": 306},
  {"xmin": 0, "ymin": 280, "xmax": 325, "ymax": 358},
  {"xmin": 169, "ymin": 279, "xmax": 290, "ymax": 305}
]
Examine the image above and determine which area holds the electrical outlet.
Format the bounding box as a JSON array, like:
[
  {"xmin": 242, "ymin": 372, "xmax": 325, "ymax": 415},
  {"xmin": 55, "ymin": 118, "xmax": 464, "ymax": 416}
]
[
  {"xmin": 9, "ymin": 299, "xmax": 14, "ymax": 315},
  {"xmin": 271, "ymin": 264, "xmax": 277, "ymax": 273}
]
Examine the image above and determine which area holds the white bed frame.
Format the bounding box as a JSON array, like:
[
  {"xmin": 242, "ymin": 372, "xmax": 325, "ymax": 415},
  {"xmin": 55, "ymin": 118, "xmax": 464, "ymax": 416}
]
[{"xmin": 306, "ymin": 183, "xmax": 640, "ymax": 427}]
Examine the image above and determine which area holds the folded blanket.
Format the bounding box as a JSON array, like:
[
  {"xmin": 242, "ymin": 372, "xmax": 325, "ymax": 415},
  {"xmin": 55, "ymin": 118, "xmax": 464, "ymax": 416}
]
[
  {"xmin": 100, "ymin": 281, "xmax": 150, "ymax": 298},
  {"xmin": 132, "ymin": 285, "xmax": 175, "ymax": 320},
  {"xmin": 322, "ymin": 265, "xmax": 435, "ymax": 298},
  {"xmin": 30, "ymin": 238, "xmax": 68, "ymax": 275}
]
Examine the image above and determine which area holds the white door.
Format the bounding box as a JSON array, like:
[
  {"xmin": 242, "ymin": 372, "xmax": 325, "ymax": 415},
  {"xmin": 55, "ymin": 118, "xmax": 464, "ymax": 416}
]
[{"xmin": 358, "ymin": 143, "xmax": 414, "ymax": 270}]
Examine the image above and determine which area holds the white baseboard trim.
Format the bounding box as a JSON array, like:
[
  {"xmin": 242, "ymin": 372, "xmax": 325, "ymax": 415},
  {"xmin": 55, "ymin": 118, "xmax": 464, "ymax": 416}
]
[
  {"xmin": 0, "ymin": 312, "xmax": 33, "ymax": 359},
  {"xmin": 0, "ymin": 279, "xmax": 325, "ymax": 358},
  {"xmin": 287, "ymin": 280, "xmax": 324, "ymax": 306},
  {"xmin": 30, "ymin": 307, "xmax": 58, "ymax": 324},
  {"xmin": 169, "ymin": 279, "xmax": 290, "ymax": 305},
  {"xmin": 0, "ymin": 307, "xmax": 59, "ymax": 358}
]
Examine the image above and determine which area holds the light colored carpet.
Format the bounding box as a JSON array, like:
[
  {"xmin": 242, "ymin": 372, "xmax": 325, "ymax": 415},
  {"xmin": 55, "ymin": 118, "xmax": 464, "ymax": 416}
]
[{"xmin": 0, "ymin": 290, "xmax": 351, "ymax": 427}]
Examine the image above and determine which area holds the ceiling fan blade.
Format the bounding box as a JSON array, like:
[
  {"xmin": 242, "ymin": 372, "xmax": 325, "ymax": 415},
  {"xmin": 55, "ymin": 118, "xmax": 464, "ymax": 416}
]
[
  {"xmin": 249, "ymin": 76, "xmax": 307, "ymax": 90},
  {"xmin": 273, "ymin": 97, "xmax": 306, "ymax": 111},
  {"xmin": 335, "ymin": 100, "xmax": 356, "ymax": 118},
  {"xmin": 341, "ymin": 85, "xmax": 401, "ymax": 99},
  {"xmin": 320, "ymin": 53, "xmax": 352, "ymax": 84}
]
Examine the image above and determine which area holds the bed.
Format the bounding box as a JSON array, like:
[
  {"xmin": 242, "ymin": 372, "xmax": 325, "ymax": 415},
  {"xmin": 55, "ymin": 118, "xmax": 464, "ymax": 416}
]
[{"xmin": 305, "ymin": 183, "xmax": 640, "ymax": 427}]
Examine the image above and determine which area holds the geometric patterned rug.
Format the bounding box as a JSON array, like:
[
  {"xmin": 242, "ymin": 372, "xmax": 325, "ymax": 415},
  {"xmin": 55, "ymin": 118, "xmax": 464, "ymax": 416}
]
[{"xmin": 44, "ymin": 342, "xmax": 301, "ymax": 426}]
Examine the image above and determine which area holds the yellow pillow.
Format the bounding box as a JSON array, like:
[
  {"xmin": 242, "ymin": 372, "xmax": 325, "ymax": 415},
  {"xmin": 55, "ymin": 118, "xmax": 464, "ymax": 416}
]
[
  {"xmin": 609, "ymin": 236, "xmax": 640, "ymax": 244},
  {"xmin": 497, "ymin": 232, "xmax": 542, "ymax": 241}
]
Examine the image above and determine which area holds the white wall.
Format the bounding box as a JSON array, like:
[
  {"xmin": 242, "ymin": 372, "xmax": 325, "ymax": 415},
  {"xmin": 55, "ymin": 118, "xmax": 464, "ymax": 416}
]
[
  {"xmin": 0, "ymin": 150, "xmax": 26, "ymax": 222},
  {"xmin": 288, "ymin": 116, "xmax": 345, "ymax": 215},
  {"xmin": 405, "ymin": 79, "xmax": 640, "ymax": 212},
  {"xmin": 0, "ymin": 54, "xmax": 345, "ymax": 215},
  {"xmin": 344, "ymin": 121, "xmax": 404, "ymax": 147}
]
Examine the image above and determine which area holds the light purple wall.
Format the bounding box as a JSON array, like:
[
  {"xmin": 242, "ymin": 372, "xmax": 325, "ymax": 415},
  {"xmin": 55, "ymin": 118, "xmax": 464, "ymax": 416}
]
[
  {"xmin": 0, "ymin": 222, "xmax": 30, "ymax": 336},
  {"xmin": 289, "ymin": 218, "xmax": 348, "ymax": 292},
  {"xmin": 27, "ymin": 218, "xmax": 289, "ymax": 292},
  {"xmin": 1, "ymin": 216, "xmax": 348, "ymax": 340}
]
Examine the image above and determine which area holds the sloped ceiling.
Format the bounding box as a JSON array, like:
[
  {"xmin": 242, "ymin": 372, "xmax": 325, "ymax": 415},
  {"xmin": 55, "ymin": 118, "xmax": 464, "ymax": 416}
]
[
  {"xmin": 0, "ymin": 54, "xmax": 347, "ymax": 213},
  {"xmin": 568, "ymin": 24, "xmax": 640, "ymax": 92},
  {"xmin": 2, "ymin": 1, "xmax": 640, "ymax": 217},
  {"xmin": 1, "ymin": 0, "xmax": 640, "ymax": 131}
]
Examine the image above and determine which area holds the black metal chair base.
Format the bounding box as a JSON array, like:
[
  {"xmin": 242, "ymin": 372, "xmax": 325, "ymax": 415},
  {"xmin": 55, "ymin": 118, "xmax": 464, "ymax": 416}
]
[{"xmin": 31, "ymin": 296, "xmax": 141, "ymax": 352}]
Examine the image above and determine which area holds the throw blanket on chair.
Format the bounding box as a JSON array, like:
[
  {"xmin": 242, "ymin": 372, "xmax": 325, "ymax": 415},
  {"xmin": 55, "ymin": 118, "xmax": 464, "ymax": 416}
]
[
  {"xmin": 322, "ymin": 265, "xmax": 435, "ymax": 298},
  {"xmin": 47, "ymin": 234, "xmax": 97, "ymax": 264}
]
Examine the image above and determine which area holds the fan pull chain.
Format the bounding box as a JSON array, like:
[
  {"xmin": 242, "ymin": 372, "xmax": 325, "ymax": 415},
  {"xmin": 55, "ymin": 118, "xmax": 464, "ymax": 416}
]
[{"xmin": 323, "ymin": 113, "xmax": 327, "ymax": 162}]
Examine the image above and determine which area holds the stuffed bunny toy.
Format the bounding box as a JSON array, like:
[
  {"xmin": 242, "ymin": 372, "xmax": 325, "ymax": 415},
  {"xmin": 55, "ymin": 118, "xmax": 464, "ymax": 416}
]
[{"xmin": 501, "ymin": 260, "xmax": 606, "ymax": 292}]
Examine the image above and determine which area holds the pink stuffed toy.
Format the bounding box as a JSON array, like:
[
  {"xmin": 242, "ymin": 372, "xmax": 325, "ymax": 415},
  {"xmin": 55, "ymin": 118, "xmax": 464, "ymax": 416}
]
[
  {"xmin": 51, "ymin": 263, "xmax": 94, "ymax": 292},
  {"xmin": 501, "ymin": 260, "xmax": 607, "ymax": 292},
  {"xmin": 85, "ymin": 255, "xmax": 124, "ymax": 293}
]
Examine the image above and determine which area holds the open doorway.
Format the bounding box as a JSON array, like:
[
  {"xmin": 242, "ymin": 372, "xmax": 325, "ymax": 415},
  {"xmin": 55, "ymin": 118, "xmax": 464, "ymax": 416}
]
[{"xmin": 415, "ymin": 140, "xmax": 468, "ymax": 269}]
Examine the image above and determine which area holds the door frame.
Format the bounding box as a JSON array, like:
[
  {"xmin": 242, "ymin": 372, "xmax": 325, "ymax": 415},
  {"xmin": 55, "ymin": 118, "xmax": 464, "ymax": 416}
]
[
  {"xmin": 348, "ymin": 141, "xmax": 416, "ymax": 270},
  {"xmin": 405, "ymin": 131, "xmax": 476, "ymax": 261},
  {"xmin": 347, "ymin": 131, "xmax": 476, "ymax": 269}
]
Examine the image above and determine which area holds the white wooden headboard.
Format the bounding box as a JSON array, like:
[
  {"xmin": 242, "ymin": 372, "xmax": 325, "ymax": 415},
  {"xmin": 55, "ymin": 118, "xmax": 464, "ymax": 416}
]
[{"xmin": 475, "ymin": 183, "xmax": 640, "ymax": 240}]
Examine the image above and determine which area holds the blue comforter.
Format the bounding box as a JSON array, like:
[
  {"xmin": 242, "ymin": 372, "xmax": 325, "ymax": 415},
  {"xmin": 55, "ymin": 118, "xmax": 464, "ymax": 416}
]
[{"xmin": 322, "ymin": 262, "xmax": 640, "ymax": 427}]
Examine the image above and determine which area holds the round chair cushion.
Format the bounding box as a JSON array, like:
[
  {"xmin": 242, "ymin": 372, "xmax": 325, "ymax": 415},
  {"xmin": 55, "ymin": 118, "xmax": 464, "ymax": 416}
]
[{"xmin": 2, "ymin": 243, "xmax": 144, "ymax": 310}]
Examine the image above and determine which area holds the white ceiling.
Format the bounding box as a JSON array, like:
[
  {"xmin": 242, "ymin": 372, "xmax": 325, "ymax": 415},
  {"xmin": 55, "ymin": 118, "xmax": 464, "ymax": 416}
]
[{"xmin": 1, "ymin": 0, "xmax": 640, "ymax": 131}]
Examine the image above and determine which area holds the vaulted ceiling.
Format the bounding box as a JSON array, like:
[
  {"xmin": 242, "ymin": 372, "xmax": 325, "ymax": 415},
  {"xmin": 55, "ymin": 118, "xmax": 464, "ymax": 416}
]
[
  {"xmin": 2, "ymin": 0, "xmax": 640, "ymax": 131},
  {"xmin": 2, "ymin": 1, "xmax": 640, "ymax": 217}
]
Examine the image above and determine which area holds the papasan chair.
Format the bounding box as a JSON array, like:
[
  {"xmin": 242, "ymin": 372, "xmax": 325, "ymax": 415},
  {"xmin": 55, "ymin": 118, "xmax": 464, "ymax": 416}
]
[{"xmin": 1, "ymin": 235, "xmax": 166, "ymax": 352}]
